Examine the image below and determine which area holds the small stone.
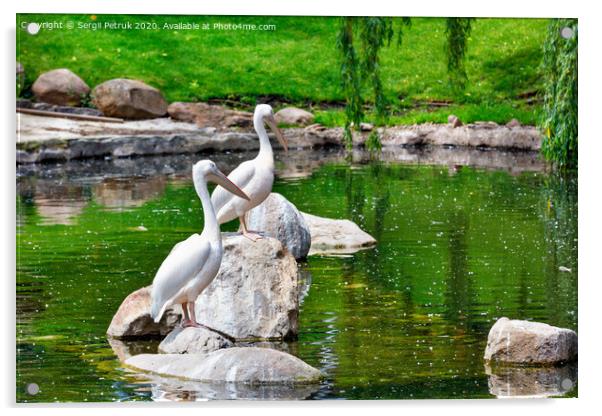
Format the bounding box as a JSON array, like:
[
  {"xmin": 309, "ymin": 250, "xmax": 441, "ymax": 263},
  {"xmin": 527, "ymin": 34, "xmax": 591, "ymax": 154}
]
[
  {"xmin": 506, "ymin": 118, "xmax": 521, "ymax": 128},
  {"xmin": 93, "ymin": 78, "xmax": 167, "ymax": 119},
  {"xmin": 158, "ymin": 326, "xmax": 233, "ymax": 354},
  {"xmin": 448, "ymin": 114, "xmax": 463, "ymax": 128},
  {"xmin": 274, "ymin": 107, "xmax": 315, "ymax": 125},
  {"xmin": 360, "ymin": 122, "xmax": 374, "ymax": 131},
  {"xmin": 484, "ymin": 317, "xmax": 577, "ymax": 365},
  {"xmin": 31, "ymin": 68, "xmax": 90, "ymax": 106}
]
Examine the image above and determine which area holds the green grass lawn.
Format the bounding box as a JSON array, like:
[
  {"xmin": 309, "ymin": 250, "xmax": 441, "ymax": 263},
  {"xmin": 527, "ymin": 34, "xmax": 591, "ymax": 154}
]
[{"xmin": 17, "ymin": 14, "xmax": 548, "ymax": 126}]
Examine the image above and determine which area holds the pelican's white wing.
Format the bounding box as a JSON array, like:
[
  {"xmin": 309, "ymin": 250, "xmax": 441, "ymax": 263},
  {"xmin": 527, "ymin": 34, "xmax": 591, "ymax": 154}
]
[
  {"xmin": 150, "ymin": 234, "xmax": 211, "ymax": 321},
  {"xmin": 211, "ymin": 160, "xmax": 256, "ymax": 212}
]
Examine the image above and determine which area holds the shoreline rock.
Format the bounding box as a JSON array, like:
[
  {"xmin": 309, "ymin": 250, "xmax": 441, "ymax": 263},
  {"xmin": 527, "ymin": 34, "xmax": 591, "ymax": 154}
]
[
  {"xmin": 31, "ymin": 69, "xmax": 91, "ymax": 107},
  {"xmin": 93, "ymin": 79, "xmax": 168, "ymax": 119},
  {"xmin": 16, "ymin": 112, "xmax": 543, "ymax": 164},
  {"xmin": 484, "ymin": 317, "xmax": 578, "ymax": 365},
  {"xmin": 125, "ymin": 347, "xmax": 323, "ymax": 385}
]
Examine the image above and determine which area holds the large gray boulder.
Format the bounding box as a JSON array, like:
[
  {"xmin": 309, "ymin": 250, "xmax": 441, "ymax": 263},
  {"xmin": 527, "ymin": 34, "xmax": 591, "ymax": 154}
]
[
  {"xmin": 106, "ymin": 286, "xmax": 181, "ymax": 339},
  {"xmin": 125, "ymin": 347, "xmax": 322, "ymax": 384},
  {"xmin": 275, "ymin": 107, "xmax": 314, "ymax": 125},
  {"xmin": 107, "ymin": 234, "xmax": 298, "ymax": 341},
  {"xmin": 195, "ymin": 234, "xmax": 298, "ymax": 340},
  {"xmin": 31, "ymin": 68, "xmax": 90, "ymax": 106},
  {"xmin": 301, "ymin": 212, "xmax": 377, "ymax": 255},
  {"xmin": 241, "ymin": 193, "xmax": 311, "ymax": 260},
  {"xmin": 93, "ymin": 78, "xmax": 167, "ymax": 119},
  {"xmin": 484, "ymin": 317, "xmax": 578, "ymax": 365},
  {"xmin": 158, "ymin": 326, "xmax": 233, "ymax": 355}
]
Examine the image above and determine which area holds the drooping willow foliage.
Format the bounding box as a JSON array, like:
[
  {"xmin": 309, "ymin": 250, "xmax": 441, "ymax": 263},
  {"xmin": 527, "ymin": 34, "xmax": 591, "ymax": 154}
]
[
  {"xmin": 444, "ymin": 18, "xmax": 474, "ymax": 91},
  {"xmin": 540, "ymin": 19, "xmax": 578, "ymax": 169},
  {"xmin": 337, "ymin": 17, "xmax": 471, "ymax": 150}
]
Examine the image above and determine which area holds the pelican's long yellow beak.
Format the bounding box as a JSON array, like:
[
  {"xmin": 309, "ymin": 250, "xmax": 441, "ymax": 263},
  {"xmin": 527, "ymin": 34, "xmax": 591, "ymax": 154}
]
[
  {"xmin": 266, "ymin": 115, "xmax": 288, "ymax": 153},
  {"xmin": 210, "ymin": 170, "xmax": 250, "ymax": 201}
]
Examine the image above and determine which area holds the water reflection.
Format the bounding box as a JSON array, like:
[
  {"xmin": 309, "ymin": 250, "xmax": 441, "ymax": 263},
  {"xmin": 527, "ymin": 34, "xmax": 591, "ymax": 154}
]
[
  {"xmin": 93, "ymin": 177, "xmax": 167, "ymax": 211},
  {"xmin": 126, "ymin": 371, "xmax": 321, "ymax": 401},
  {"xmin": 485, "ymin": 363, "xmax": 577, "ymax": 398}
]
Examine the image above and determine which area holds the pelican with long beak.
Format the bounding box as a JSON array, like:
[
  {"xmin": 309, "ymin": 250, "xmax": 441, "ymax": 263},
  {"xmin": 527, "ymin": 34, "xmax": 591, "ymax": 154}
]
[
  {"xmin": 150, "ymin": 160, "xmax": 250, "ymax": 328},
  {"xmin": 211, "ymin": 104, "xmax": 288, "ymax": 241}
]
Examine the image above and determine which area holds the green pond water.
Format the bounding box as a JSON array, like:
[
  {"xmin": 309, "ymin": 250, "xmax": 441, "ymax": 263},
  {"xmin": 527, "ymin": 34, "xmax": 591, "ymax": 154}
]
[{"xmin": 16, "ymin": 149, "xmax": 578, "ymax": 402}]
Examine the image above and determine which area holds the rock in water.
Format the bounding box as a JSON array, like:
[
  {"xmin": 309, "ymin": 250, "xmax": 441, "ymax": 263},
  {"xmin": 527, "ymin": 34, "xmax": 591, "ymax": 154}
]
[
  {"xmin": 242, "ymin": 193, "xmax": 311, "ymax": 260},
  {"xmin": 92, "ymin": 78, "xmax": 167, "ymax": 119},
  {"xmin": 274, "ymin": 107, "xmax": 315, "ymax": 125},
  {"xmin": 106, "ymin": 287, "xmax": 181, "ymax": 339},
  {"xmin": 301, "ymin": 212, "xmax": 377, "ymax": 255},
  {"xmin": 108, "ymin": 234, "xmax": 299, "ymax": 340},
  {"xmin": 125, "ymin": 347, "xmax": 322, "ymax": 384},
  {"xmin": 195, "ymin": 234, "xmax": 298, "ymax": 340},
  {"xmin": 31, "ymin": 68, "xmax": 90, "ymax": 106},
  {"xmin": 483, "ymin": 317, "xmax": 578, "ymax": 365},
  {"xmin": 158, "ymin": 326, "xmax": 233, "ymax": 354}
]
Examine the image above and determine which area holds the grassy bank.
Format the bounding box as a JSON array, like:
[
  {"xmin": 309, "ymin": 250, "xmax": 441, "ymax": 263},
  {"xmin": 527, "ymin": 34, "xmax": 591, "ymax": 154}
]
[{"xmin": 17, "ymin": 14, "xmax": 547, "ymax": 125}]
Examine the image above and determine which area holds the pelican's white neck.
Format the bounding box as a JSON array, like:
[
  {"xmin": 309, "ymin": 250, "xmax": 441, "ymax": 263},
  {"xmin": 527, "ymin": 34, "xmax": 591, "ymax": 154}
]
[
  {"xmin": 254, "ymin": 113, "xmax": 273, "ymax": 159},
  {"xmin": 193, "ymin": 175, "xmax": 220, "ymax": 239}
]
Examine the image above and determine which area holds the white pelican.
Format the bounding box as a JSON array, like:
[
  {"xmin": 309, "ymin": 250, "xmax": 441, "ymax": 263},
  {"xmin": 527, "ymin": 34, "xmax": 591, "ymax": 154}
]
[
  {"xmin": 211, "ymin": 104, "xmax": 288, "ymax": 241},
  {"xmin": 150, "ymin": 160, "xmax": 250, "ymax": 328}
]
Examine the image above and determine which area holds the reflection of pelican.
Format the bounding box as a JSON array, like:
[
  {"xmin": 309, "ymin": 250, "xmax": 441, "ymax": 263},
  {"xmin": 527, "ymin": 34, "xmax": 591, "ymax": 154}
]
[
  {"xmin": 151, "ymin": 160, "xmax": 249, "ymax": 327},
  {"xmin": 211, "ymin": 104, "xmax": 288, "ymax": 241}
]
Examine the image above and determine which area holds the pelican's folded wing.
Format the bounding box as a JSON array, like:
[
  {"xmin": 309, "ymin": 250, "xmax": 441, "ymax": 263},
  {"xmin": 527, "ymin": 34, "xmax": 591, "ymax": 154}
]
[
  {"xmin": 211, "ymin": 160, "xmax": 256, "ymax": 212},
  {"xmin": 150, "ymin": 234, "xmax": 211, "ymax": 319}
]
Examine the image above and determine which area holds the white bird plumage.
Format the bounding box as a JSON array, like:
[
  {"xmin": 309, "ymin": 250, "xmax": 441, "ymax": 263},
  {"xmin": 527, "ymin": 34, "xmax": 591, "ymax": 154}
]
[
  {"xmin": 211, "ymin": 104, "xmax": 288, "ymax": 241},
  {"xmin": 150, "ymin": 160, "xmax": 249, "ymax": 327}
]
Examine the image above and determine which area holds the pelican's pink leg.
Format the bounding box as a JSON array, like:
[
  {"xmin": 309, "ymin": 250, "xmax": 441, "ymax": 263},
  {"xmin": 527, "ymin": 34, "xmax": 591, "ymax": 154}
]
[
  {"xmin": 240, "ymin": 215, "xmax": 263, "ymax": 242},
  {"xmin": 180, "ymin": 301, "xmax": 199, "ymax": 328},
  {"xmin": 184, "ymin": 301, "xmax": 201, "ymax": 328}
]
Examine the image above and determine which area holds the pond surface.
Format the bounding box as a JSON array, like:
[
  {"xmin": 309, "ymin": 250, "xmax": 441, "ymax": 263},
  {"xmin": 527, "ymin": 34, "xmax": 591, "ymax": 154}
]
[{"xmin": 16, "ymin": 148, "xmax": 577, "ymax": 402}]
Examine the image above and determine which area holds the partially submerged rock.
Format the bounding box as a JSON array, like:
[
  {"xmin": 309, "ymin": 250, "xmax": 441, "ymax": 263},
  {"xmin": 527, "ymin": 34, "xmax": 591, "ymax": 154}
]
[
  {"xmin": 93, "ymin": 78, "xmax": 167, "ymax": 119},
  {"xmin": 242, "ymin": 193, "xmax": 311, "ymax": 260},
  {"xmin": 31, "ymin": 68, "xmax": 90, "ymax": 106},
  {"xmin": 195, "ymin": 234, "xmax": 299, "ymax": 340},
  {"xmin": 275, "ymin": 107, "xmax": 315, "ymax": 125},
  {"xmin": 107, "ymin": 234, "xmax": 298, "ymax": 341},
  {"xmin": 125, "ymin": 347, "xmax": 322, "ymax": 384},
  {"xmin": 158, "ymin": 326, "xmax": 233, "ymax": 355},
  {"xmin": 484, "ymin": 317, "xmax": 578, "ymax": 365},
  {"xmin": 485, "ymin": 362, "xmax": 577, "ymax": 398},
  {"xmin": 106, "ymin": 286, "xmax": 181, "ymax": 339},
  {"xmin": 301, "ymin": 212, "xmax": 377, "ymax": 255}
]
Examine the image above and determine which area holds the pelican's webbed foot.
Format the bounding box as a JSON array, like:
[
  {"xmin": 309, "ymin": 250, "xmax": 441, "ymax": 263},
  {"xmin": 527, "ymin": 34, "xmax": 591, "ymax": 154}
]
[{"xmin": 242, "ymin": 231, "xmax": 263, "ymax": 242}]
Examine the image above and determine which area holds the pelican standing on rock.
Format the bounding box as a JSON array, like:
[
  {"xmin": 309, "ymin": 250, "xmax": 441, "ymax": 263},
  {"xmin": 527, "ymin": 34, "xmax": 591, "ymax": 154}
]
[
  {"xmin": 150, "ymin": 160, "xmax": 250, "ymax": 328},
  {"xmin": 211, "ymin": 104, "xmax": 288, "ymax": 241}
]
